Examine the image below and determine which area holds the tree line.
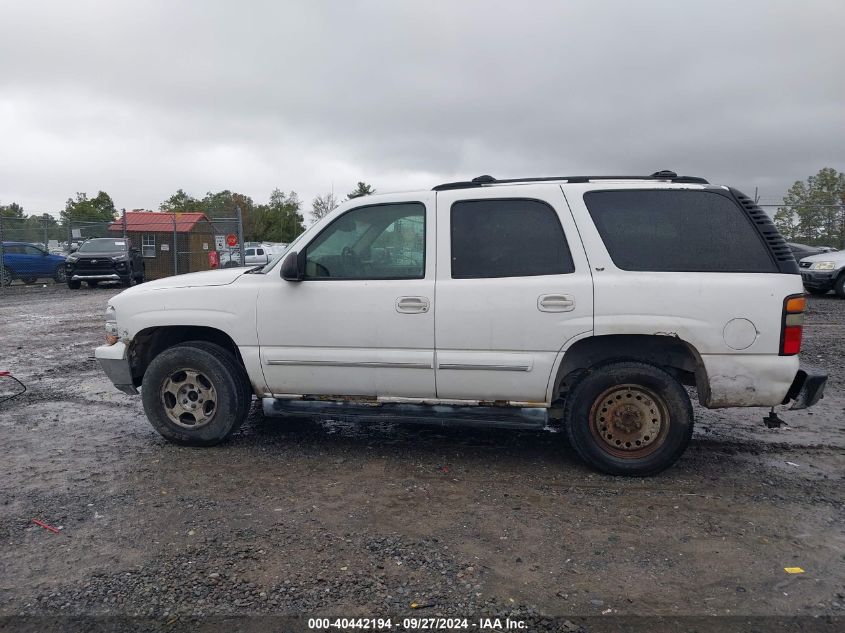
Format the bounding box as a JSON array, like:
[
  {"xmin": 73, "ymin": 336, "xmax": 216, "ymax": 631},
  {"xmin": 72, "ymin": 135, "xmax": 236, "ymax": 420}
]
[
  {"xmin": 773, "ymin": 167, "xmax": 845, "ymax": 248},
  {"xmin": 0, "ymin": 182, "xmax": 376, "ymax": 246},
  {"xmin": 9, "ymin": 170, "xmax": 841, "ymax": 249}
]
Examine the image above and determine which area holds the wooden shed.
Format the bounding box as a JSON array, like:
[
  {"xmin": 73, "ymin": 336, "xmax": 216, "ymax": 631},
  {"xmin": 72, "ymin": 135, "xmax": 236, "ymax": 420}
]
[{"xmin": 109, "ymin": 211, "xmax": 217, "ymax": 280}]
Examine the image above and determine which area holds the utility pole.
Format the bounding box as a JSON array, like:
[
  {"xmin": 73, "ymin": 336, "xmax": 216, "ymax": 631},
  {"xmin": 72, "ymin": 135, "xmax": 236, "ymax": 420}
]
[
  {"xmin": 0, "ymin": 213, "xmax": 5, "ymax": 287},
  {"xmin": 236, "ymin": 206, "xmax": 245, "ymax": 266},
  {"xmin": 172, "ymin": 213, "xmax": 178, "ymax": 275}
]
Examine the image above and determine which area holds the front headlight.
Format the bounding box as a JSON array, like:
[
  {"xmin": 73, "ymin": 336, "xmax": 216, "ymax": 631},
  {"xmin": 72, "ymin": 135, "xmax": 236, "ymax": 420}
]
[
  {"xmin": 105, "ymin": 305, "xmax": 118, "ymax": 345},
  {"xmin": 66, "ymin": 255, "xmax": 78, "ymax": 263},
  {"xmin": 810, "ymin": 261, "xmax": 836, "ymax": 271}
]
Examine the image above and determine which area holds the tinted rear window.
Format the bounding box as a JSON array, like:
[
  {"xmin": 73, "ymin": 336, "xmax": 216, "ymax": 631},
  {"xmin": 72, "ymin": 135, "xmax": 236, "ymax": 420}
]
[
  {"xmin": 451, "ymin": 199, "xmax": 575, "ymax": 279},
  {"xmin": 583, "ymin": 190, "xmax": 776, "ymax": 273}
]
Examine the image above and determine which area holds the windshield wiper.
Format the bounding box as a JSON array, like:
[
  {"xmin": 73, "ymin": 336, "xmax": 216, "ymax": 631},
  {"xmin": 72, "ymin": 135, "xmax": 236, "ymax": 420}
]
[{"xmin": 243, "ymin": 265, "xmax": 265, "ymax": 274}]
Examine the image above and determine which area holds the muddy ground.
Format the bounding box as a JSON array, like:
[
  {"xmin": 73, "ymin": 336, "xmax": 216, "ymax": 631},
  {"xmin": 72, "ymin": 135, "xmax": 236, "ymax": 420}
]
[{"xmin": 0, "ymin": 285, "xmax": 843, "ymax": 632}]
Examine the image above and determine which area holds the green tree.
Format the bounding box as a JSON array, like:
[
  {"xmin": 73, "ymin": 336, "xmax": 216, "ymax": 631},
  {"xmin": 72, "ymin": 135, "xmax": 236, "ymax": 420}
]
[
  {"xmin": 201, "ymin": 190, "xmax": 255, "ymax": 219},
  {"xmin": 346, "ymin": 181, "xmax": 375, "ymax": 200},
  {"xmin": 60, "ymin": 192, "xmax": 116, "ymax": 224},
  {"xmin": 774, "ymin": 168, "xmax": 845, "ymax": 247},
  {"xmin": 0, "ymin": 202, "xmax": 25, "ymax": 218},
  {"xmin": 251, "ymin": 189, "xmax": 305, "ymax": 242},
  {"xmin": 160, "ymin": 189, "xmax": 204, "ymax": 213},
  {"xmin": 311, "ymin": 192, "xmax": 338, "ymax": 222}
]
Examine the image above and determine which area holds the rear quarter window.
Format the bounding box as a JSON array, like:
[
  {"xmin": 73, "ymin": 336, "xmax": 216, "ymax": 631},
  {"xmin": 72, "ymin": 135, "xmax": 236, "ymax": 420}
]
[{"xmin": 583, "ymin": 189, "xmax": 777, "ymax": 273}]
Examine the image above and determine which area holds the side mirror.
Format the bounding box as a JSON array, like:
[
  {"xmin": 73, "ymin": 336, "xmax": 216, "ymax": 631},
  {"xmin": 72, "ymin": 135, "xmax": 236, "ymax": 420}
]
[{"xmin": 281, "ymin": 251, "xmax": 304, "ymax": 281}]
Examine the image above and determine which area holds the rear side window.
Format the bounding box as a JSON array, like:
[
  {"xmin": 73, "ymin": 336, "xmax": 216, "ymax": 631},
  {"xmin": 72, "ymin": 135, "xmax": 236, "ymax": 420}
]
[
  {"xmin": 451, "ymin": 199, "xmax": 575, "ymax": 279},
  {"xmin": 583, "ymin": 190, "xmax": 776, "ymax": 273}
]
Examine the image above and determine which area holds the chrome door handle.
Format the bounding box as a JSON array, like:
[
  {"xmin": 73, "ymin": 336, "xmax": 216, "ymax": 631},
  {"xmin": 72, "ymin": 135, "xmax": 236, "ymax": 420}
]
[
  {"xmin": 396, "ymin": 296, "xmax": 430, "ymax": 314},
  {"xmin": 538, "ymin": 294, "xmax": 575, "ymax": 312}
]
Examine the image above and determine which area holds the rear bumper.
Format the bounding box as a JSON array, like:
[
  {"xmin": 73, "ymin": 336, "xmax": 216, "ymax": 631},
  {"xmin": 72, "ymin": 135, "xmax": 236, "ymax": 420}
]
[
  {"xmin": 783, "ymin": 366, "xmax": 827, "ymax": 410},
  {"xmin": 95, "ymin": 342, "xmax": 138, "ymax": 395}
]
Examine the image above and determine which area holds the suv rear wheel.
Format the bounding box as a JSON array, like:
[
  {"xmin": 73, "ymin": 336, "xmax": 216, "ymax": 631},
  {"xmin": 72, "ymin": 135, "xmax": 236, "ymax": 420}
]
[
  {"xmin": 141, "ymin": 342, "xmax": 250, "ymax": 446},
  {"xmin": 564, "ymin": 361, "xmax": 693, "ymax": 476}
]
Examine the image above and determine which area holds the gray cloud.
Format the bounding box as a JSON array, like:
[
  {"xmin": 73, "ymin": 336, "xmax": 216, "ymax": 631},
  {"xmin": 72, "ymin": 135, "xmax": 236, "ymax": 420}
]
[{"xmin": 1, "ymin": 0, "xmax": 843, "ymax": 215}]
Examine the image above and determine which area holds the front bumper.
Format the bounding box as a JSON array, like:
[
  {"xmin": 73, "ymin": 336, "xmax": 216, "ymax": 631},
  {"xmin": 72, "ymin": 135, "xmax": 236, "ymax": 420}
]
[
  {"xmin": 95, "ymin": 341, "xmax": 138, "ymax": 395},
  {"xmin": 71, "ymin": 273, "xmax": 122, "ymax": 281},
  {"xmin": 783, "ymin": 366, "xmax": 827, "ymax": 410},
  {"xmin": 800, "ymin": 269, "xmax": 835, "ymax": 290}
]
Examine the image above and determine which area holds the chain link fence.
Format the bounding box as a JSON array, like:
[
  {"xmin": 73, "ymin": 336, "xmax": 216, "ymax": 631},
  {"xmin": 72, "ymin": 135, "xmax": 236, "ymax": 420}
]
[{"xmin": 1, "ymin": 209, "xmax": 248, "ymax": 290}]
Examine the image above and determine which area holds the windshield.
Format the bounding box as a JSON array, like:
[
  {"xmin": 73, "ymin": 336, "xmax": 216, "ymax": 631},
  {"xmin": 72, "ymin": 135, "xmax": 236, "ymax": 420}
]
[{"xmin": 78, "ymin": 238, "xmax": 128, "ymax": 253}]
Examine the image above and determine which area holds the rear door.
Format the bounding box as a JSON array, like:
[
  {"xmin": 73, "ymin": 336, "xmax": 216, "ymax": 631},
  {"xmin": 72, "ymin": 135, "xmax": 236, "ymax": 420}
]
[
  {"xmin": 22, "ymin": 244, "xmax": 49, "ymax": 276},
  {"xmin": 433, "ymin": 185, "xmax": 593, "ymax": 402}
]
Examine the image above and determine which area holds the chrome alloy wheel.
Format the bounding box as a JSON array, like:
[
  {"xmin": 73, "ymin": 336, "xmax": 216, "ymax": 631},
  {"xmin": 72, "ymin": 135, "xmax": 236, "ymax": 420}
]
[{"xmin": 160, "ymin": 369, "xmax": 218, "ymax": 428}]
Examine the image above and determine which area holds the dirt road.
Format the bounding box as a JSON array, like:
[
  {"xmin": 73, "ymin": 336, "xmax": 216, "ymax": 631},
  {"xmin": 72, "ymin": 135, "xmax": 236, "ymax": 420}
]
[{"xmin": 1, "ymin": 285, "xmax": 843, "ymax": 631}]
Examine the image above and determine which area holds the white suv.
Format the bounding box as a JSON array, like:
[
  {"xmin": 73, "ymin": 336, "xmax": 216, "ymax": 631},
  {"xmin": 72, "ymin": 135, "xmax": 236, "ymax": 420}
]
[{"xmin": 96, "ymin": 171, "xmax": 826, "ymax": 475}]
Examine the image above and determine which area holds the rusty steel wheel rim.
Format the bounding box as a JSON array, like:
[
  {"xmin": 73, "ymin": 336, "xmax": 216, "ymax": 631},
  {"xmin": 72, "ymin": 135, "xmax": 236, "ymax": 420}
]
[
  {"xmin": 160, "ymin": 368, "xmax": 218, "ymax": 429},
  {"xmin": 589, "ymin": 384, "xmax": 670, "ymax": 459}
]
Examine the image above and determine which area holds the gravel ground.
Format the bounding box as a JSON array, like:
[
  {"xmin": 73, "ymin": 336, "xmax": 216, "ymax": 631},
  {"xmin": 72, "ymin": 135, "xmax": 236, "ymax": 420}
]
[{"xmin": 0, "ymin": 284, "xmax": 843, "ymax": 632}]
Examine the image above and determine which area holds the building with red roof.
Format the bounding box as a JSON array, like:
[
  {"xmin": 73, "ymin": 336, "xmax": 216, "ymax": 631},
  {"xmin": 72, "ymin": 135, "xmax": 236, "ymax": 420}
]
[{"xmin": 109, "ymin": 211, "xmax": 217, "ymax": 280}]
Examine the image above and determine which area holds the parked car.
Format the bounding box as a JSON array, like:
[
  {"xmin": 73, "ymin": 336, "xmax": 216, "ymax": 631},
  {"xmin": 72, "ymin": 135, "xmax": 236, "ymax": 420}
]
[
  {"xmin": 1, "ymin": 241, "xmax": 67, "ymax": 286},
  {"xmin": 95, "ymin": 171, "xmax": 826, "ymax": 475},
  {"xmin": 798, "ymin": 249, "xmax": 845, "ymax": 296},
  {"xmin": 220, "ymin": 244, "xmax": 286, "ymax": 267},
  {"xmin": 219, "ymin": 250, "xmax": 244, "ymax": 268},
  {"xmin": 243, "ymin": 245, "xmax": 272, "ymax": 266},
  {"xmin": 65, "ymin": 238, "xmax": 145, "ymax": 289},
  {"xmin": 788, "ymin": 242, "xmax": 825, "ymax": 259}
]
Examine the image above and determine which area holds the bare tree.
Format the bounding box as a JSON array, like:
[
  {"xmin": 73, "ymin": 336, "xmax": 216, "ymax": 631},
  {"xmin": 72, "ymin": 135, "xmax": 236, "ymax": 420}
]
[{"xmin": 311, "ymin": 192, "xmax": 339, "ymax": 222}]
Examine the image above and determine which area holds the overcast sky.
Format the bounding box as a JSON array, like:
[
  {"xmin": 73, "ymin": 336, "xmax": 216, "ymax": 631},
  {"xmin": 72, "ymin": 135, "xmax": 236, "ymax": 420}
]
[{"xmin": 1, "ymin": 0, "xmax": 843, "ymax": 218}]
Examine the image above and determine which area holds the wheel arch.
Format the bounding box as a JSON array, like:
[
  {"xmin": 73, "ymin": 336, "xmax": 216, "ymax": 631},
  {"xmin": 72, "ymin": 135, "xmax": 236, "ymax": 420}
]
[
  {"xmin": 549, "ymin": 334, "xmax": 708, "ymax": 405},
  {"xmin": 130, "ymin": 325, "xmax": 245, "ymax": 387}
]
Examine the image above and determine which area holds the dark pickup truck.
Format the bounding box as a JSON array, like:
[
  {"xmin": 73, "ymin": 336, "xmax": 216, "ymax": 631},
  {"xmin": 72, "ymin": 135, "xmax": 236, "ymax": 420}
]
[{"xmin": 65, "ymin": 238, "xmax": 145, "ymax": 289}]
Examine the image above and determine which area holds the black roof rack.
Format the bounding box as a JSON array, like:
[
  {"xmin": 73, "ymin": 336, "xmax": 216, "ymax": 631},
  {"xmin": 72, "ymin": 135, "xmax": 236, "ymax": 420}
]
[{"xmin": 432, "ymin": 170, "xmax": 709, "ymax": 191}]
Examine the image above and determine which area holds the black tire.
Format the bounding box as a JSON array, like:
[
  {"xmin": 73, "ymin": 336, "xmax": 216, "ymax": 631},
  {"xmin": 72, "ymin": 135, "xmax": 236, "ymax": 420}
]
[
  {"xmin": 67, "ymin": 279, "xmax": 81, "ymax": 289},
  {"xmin": 141, "ymin": 342, "xmax": 249, "ymax": 446},
  {"xmin": 185, "ymin": 340, "xmax": 253, "ymax": 430},
  {"xmin": 564, "ymin": 361, "xmax": 694, "ymax": 476},
  {"xmin": 804, "ymin": 286, "xmax": 828, "ymax": 296},
  {"xmin": 0, "ymin": 268, "xmax": 11, "ymax": 286},
  {"xmin": 834, "ymin": 273, "xmax": 845, "ymax": 299},
  {"xmin": 121, "ymin": 272, "xmax": 134, "ymax": 288},
  {"xmin": 54, "ymin": 265, "xmax": 67, "ymax": 283},
  {"xmin": 86, "ymin": 280, "xmax": 99, "ymax": 288},
  {"xmin": 23, "ymin": 277, "xmax": 38, "ymax": 285}
]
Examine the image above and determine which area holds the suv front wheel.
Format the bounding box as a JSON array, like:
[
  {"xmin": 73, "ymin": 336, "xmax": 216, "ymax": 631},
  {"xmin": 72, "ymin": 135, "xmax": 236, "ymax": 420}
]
[
  {"xmin": 141, "ymin": 342, "xmax": 250, "ymax": 446},
  {"xmin": 564, "ymin": 361, "xmax": 694, "ymax": 476}
]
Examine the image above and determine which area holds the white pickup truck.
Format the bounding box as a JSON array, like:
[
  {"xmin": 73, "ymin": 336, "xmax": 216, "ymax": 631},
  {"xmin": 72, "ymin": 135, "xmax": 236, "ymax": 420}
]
[{"xmin": 96, "ymin": 172, "xmax": 826, "ymax": 475}]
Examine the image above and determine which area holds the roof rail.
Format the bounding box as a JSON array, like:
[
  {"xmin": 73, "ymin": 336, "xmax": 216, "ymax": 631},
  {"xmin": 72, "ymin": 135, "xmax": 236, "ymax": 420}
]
[{"xmin": 432, "ymin": 170, "xmax": 709, "ymax": 191}]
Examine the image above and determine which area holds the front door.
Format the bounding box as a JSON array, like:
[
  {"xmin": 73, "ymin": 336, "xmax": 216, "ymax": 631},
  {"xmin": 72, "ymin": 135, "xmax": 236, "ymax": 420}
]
[
  {"xmin": 256, "ymin": 193, "xmax": 436, "ymax": 398},
  {"xmin": 433, "ymin": 186, "xmax": 594, "ymax": 403}
]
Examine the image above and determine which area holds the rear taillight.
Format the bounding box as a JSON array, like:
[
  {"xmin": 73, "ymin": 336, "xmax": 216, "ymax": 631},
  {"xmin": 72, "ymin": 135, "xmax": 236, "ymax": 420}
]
[{"xmin": 780, "ymin": 295, "xmax": 805, "ymax": 356}]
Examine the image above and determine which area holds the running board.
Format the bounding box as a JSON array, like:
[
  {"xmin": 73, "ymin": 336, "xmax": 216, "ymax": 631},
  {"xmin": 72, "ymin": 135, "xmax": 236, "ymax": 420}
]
[{"xmin": 262, "ymin": 398, "xmax": 548, "ymax": 430}]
